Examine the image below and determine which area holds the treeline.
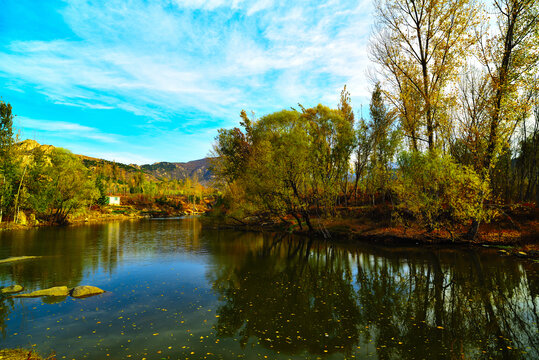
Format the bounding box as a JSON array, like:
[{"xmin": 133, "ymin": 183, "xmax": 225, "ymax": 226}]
[
  {"xmin": 0, "ymin": 102, "xmax": 96, "ymax": 224},
  {"xmin": 90, "ymin": 161, "xmax": 207, "ymax": 199},
  {"xmin": 212, "ymin": 0, "xmax": 538, "ymax": 238},
  {"xmin": 0, "ymin": 101, "xmax": 209, "ymax": 225}
]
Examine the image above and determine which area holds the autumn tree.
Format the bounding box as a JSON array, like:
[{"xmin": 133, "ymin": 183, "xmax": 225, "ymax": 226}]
[
  {"xmin": 371, "ymin": 0, "xmax": 478, "ymax": 151},
  {"xmin": 338, "ymin": 86, "xmax": 356, "ymax": 202},
  {"xmin": 212, "ymin": 102, "xmax": 355, "ymax": 231},
  {"xmin": 366, "ymin": 83, "xmax": 401, "ymax": 204},
  {"xmin": 451, "ymin": 68, "xmax": 492, "ymax": 170},
  {"xmin": 476, "ymin": 0, "xmax": 539, "ymax": 172},
  {"xmin": 465, "ymin": 0, "xmax": 538, "ymax": 237},
  {"xmin": 353, "ymin": 115, "xmax": 373, "ymax": 200},
  {"xmin": 301, "ymin": 104, "xmax": 356, "ymax": 214}
]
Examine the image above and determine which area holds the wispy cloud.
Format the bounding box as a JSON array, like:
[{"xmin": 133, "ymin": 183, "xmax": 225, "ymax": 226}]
[
  {"xmin": 16, "ymin": 117, "xmax": 121, "ymax": 144},
  {"xmin": 1, "ymin": 0, "xmax": 375, "ymax": 163}
]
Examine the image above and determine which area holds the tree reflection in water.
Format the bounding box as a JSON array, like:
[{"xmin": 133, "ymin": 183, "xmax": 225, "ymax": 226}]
[{"xmin": 208, "ymin": 233, "xmax": 539, "ymax": 359}]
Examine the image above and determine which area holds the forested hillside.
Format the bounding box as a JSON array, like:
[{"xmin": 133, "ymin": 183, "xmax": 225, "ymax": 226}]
[{"xmin": 0, "ymin": 112, "xmax": 214, "ymax": 226}]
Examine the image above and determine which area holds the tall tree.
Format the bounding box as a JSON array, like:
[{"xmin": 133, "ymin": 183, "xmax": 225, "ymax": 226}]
[
  {"xmin": 0, "ymin": 101, "xmax": 16, "ymax": 223},
  {"xmin": 367, "ymin": 83, "xmax": 400, "ymax": 203},
  {"xmin": 467, "ymin": 0, "xmax": 538, "ymax": 238},
  {"xmin": 477, "ymin": 0, "xmax": 539, "ymax": 172},
  {"xmin": 338, "ymin": 86, "xmax": 356, "ymax": 203},
  {"xmin": 371, "ymin": 0, "xmax": 478, "ymax": 151}
]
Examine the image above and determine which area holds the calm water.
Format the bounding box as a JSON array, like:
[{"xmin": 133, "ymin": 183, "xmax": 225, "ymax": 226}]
[{"xmin": 0, "ymin": 218, "xmax": 537, "ymax": 359}]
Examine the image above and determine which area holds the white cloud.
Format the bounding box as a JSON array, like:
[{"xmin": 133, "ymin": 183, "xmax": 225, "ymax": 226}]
[
  {"xmin": 16, "ymin": 117, "xmax": 121, "ymax": 144},
  {"xmin": 1, "ymin": 0, "xmax": 375, "ymax": 128},
  {"xmin": 247, "ymin": 0, "xmax": 274, "ymax": 15}
]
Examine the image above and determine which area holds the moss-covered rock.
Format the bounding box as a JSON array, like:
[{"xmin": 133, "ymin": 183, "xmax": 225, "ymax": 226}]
[
  {"xmin": 70, "ymin": 285, "xmax": 105, "ymax": 298},
  {"xmin": 14, "ymin": 286, "xmax": 69, "ymax": 297},
  {"xmin": 1, "ymin": 285, "xmax": 23, "ymax": 294}
]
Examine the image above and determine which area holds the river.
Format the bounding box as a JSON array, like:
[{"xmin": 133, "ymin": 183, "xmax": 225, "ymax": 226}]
[{"xmin": 0, "ymin": 218, "xmax": 537, "ymax": 359}]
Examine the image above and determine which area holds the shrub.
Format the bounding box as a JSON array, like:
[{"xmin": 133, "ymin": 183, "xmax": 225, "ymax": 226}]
[{"xmin": 392, "ymin": 152, "xmax": 493, "ymax": 232}]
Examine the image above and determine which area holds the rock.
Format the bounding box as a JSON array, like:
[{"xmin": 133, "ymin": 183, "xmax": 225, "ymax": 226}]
[
  {"xmin": 14, "ymin": 286, "xmax": 69, "ymax": 297},
  {"xmin": 1, "ymin": 284, "xmax": 23, "ymax": 294},
  {"xmin": 16, "ymin": 211, "xmax": 27, "ymax": 225},
  {"xmin": 29, "ymin": 213, "xmax": 38, "ymax": 226},
  {"xmin": 70, "ymin": 285, "xmax": 105, "ymax": 298}
]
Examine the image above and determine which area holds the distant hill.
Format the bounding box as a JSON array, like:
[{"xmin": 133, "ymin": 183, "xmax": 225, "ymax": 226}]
[
  {"xmin": 141, "ymin": 158, "xmax": 213, "ymax": 183},
  {"xmin": 16, "ymin": 140, "xmax": 214, "ymax": 184}
]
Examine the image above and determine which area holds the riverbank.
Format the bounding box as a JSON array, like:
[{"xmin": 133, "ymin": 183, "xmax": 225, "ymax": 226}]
[
  {"xmin": 203, "ymin": 204, "xmax": 539, "ymax": 261},
  {"xmin": 0, "ymin": 196, "xmax": 213, "ymax": 231}
]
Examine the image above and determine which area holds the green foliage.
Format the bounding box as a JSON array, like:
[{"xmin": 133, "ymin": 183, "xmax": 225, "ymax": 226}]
[
  {"xmin": 95, "ymin": 175, "xmax": 108, "ymax": 206},
  {"xmin": 365, "ymin": 83, "xmax": 401, "ymax": 203},
  {"xmin": 392, "ymin": 152, "xmax": 493, "ymax": 232},
  {"xmin": 0, "ymin": 101, "xmax": 14, "ymax": 157},
  {"xmin": 25, "ymin": 148, "xmax": 98, "ymax": 224},
  {"xmin": 213, "ymin": 103, "xmax": 356, "ymax": 230},
  {"xmin": 0, "ymin": 100, "xmax": 17, "ymax": 221}
]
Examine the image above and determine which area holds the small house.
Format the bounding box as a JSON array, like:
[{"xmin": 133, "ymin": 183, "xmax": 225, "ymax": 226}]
[{"xmin": 108, "ymin": 196, "xmax": 121, "ymax": 206}]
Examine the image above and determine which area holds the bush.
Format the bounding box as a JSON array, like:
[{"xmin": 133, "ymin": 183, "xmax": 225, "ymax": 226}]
[{"xmin": 392, "ymin": 152, "xmax": 493, "ymax": 232}]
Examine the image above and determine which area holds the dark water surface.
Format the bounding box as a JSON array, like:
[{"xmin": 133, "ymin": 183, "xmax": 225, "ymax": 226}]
[{"xmin": 0, "ymin": 218, "xmax": 537, "ymax": 359}]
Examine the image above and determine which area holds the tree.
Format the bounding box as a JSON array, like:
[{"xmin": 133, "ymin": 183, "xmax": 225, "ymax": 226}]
[
  {"xmin": 212, "ymin": 102, "xmax": 356, "ymax": 232},
  {"xmin": 26, "ymin": 148, "xmax": 98, "ymax": 224},
  {"xmin": 0, "ymin": 101, "xmax": 17, "ymax": 223},
  {"xmin": 371, "ymin": 0, "xmax": 478, "ymax": 151},
  {"xmin": 366, "ymin": 83, "xmax": 401, "ymax": 204},
  {"xmin": 467, "ymin": 0, "xmax": 538, "ymax": 238},
  {"xmin": 301, "ymin": 104, "xmax": 356, "ymax": 214},
  {"xmin": 451, "ymin": 68, "xmax": 492, "ymax": 171},
  {"xmin": 338, "ymin": 86, "xmax": 356, "ymax": 203},
  {"xmin": 392, "ymin": 151, "xmax": 492, "ymax": 233},
  {"xmin": 477, "ymin": 0, "xmax": 539, "ymax": 172},
  {"xmin": 352, "ymin": 115, "xmax": 372, "ymax": 201}
]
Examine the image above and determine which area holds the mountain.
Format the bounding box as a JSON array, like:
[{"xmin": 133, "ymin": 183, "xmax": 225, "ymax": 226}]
[
  {"xmin": 16, "ymin": 140, "xmax": 214, "ymax": 184},
  {"xmin": 141, "ymin": 158, "xmax": 213, "ymax": 183}
]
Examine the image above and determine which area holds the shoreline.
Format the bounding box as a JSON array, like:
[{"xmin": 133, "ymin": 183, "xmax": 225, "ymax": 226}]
[
  {"xmin": 204, "ymin": 217, "xmax": 539, "ymax": 261},
  {"xmin": 0, "ymin": 205, "xmax": 208, "ymax": 231},
  {"xmin": 2, "ymin": 210, "xmax": 537, "ymax": 261}
]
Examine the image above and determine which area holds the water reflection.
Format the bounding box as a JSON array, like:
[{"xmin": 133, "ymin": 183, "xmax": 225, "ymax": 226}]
[
  {"xmin": 208, "ymin": 234, "xmax": 539, "ymax": 359},
  {"xmin": 0, "ymin": 218, "xmax": 203, "ymax": 292},
  {"xmin": 0, "ymin": 219, "xmax": 536, "ymax": 359}
]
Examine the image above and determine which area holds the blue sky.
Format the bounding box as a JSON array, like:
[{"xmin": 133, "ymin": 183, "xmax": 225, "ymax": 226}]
[{"xmin": 0, "ymin": 0, "xmax": 374, "ymax": 164}]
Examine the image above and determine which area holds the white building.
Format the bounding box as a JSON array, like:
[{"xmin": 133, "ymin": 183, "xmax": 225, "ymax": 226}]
[{"xmin": 108, "ymin": 196, "xmax": 121, "ymax": 206}]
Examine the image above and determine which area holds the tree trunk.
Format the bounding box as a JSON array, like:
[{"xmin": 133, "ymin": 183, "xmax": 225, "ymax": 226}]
[{"xmin": 466, "ymin": 218, "xmax": 480, "ymax": 240}]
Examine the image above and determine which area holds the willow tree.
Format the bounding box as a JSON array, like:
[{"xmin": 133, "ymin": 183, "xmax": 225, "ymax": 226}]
[
  {"xmin": 371, "ymin": 0, "xmax": 478, "ymax": 151},
  {"xmin": 301, "ymin": 104, "xmax": 356, "ymax": 214},
  {"xmin": 212, "ymin": 103, "xmax": 355, "ymax": 231}
]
